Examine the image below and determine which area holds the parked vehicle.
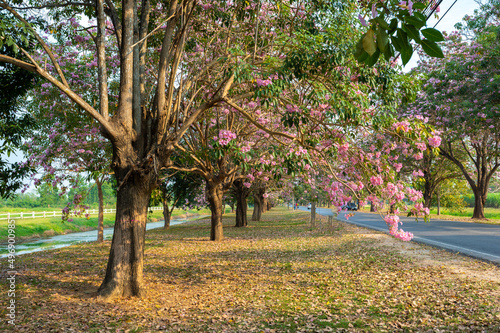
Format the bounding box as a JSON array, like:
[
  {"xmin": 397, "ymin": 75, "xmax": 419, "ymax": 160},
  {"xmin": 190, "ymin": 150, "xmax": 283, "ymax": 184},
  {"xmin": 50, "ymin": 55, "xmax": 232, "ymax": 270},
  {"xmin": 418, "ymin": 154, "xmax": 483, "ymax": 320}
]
[
  {"xmin": 307, "ymin": 203, "xmax": 311, "ymax": 209},
  {"xmin": 341, "ymin": 202, "xmax": 357, "ymax": 211}
]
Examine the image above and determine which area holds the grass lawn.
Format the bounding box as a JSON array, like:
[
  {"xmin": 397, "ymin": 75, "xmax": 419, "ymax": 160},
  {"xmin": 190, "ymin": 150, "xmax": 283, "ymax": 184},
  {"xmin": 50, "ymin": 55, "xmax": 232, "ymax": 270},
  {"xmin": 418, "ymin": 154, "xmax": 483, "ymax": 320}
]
[
  {"xmin": 0, "ymin": 207, "xmax": 499, "ymax": 332},
  {"xmin": 0, "ymin": 208, "xmax": 211, "ymax": 243}
]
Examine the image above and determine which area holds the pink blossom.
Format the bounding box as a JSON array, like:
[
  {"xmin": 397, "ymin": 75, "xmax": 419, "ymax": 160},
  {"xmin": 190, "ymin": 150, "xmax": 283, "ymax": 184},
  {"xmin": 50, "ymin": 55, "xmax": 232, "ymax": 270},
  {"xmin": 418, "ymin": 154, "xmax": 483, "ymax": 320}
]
[
  {"xmin": 416, "ymin": 142, "xmax": 427, "ymax": 151},
  {"xmin": 217, "ymin": 130, "xmax": 237, "ymax": 146},
  {"xmin": 358, "ymin": 14, "xmax": 367, "ymax": 27},
  {"xmin": 428, "ymin": 136, "xmax": 441, "ymax": 147},
  {"xmin": 370, "ymin": 176, "xmax": 383, "ymax": 186}
]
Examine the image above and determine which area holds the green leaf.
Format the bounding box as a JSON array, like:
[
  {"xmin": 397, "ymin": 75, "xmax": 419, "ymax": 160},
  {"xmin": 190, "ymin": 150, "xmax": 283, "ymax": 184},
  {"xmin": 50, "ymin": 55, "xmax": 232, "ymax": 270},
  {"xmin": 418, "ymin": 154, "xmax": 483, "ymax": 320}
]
[
  {"xmin": 389, "ymin": 18, "xmax": 398, "ymax": 31},
  {"xmin": 420, "ymin": 39, "xmax": 444, "ymax": 58},
  {"xmin": 377, "ymin": 28, "xmax": 389, "ymax": 52},
  {"xmin": 400, "ymin": 41, "xmax": 413, "ymax": 65},
  {"xmin": 373, "ymin": 16, "xmax": 389, "ymax": 30},
  {"xmin": 383, "ymin": 44, "xmax": 394, "ymax": 61},
  {"xmin": 362, "ymin": 29, "xmax": 376, "ymax": 56},
  {"xmin": 396, "ymin": 29, "xmax": 413, "ymax": 65},
  {"xmin": 366, "ymin": 49, "xmax": 380, "ymax": 66},
  {"xmin": 414, "ymin": 12, "xmax": 426, "ymax": 22},
  {"xmin": 421, "ymin": 28, "xmax": 445, "ymax": 42},
  {"xmin": 413, "ymin": 3, "xmax": 426, "ymax": 10},
  {"xmin": 404, "ymin": 15, "xmax": 425, "ymax": 29},
  {"xmin": 404, "ymin": 24, "xmax": 421, "ymax": 42},
  {"xmin": 354, "ymin": 39, "xmax": 364, "ymax": 58},
  {"xmin": 357, "ymin": 50, "xmax": 369, "ymax": 63},
  {"xmin": 390, "ymin": 35, "xmax": 402, "ymax": 52}
]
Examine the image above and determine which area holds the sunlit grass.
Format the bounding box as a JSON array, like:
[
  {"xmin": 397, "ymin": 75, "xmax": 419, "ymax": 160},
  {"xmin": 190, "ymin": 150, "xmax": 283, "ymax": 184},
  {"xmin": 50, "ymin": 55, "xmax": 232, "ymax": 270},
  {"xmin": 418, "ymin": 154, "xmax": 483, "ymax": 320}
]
[{"xmin": 428, "ymin": 207, "xmax": 500, "ymax": 221}]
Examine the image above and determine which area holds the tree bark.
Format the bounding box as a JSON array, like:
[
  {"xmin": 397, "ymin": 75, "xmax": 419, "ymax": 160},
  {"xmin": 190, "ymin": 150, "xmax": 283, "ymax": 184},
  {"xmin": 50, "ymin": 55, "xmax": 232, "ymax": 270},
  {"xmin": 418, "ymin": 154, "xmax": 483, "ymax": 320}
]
[
  {"xmin": 206, "ymin": 181, "xmax": 224, "ymax": 241},
  {"xmin": 163, "ymin": 199, "xmax": 172, "ymax": 230},
  {"xmin": 472, "ymin": 189, "xmax": 486, "ymax": 219},
  {"xmin": 423, "ymin": 176, "xmax": 433, "ymax": 209},
  {"xmin": 97, "ymin": 170, "xmax": 153, "ymax": 299},
  {"xmin": 436, "ymin": 190, "xmax": 441, "ymax": 216},
  {"xmin": 262, "ymin": 197, "xmax": 268, "ymax": 213},
  {"xmin": 328, "ymin": 215, "xmax": 334, "ymax": 227},
  {"xmin": 370, "ymin": 201, "xmax": 376, "ymax": 212},
  {"xmin": 252, "ymin": 186, "xmax": 265, "ymax": 221},
  {"xmin": 252, "ymin": 192, "xmax": 263, "ymax": 221},
  {"xmin": 233, "ymin": 180, "xmax": 249, "ymax": 227},
  {"xmin": 310, "ymin": 202, "xmax": 316, "ymax": 227},
  {"xmin": 96, "ymin": 177, "xmax": 104, "ymax": 243}
]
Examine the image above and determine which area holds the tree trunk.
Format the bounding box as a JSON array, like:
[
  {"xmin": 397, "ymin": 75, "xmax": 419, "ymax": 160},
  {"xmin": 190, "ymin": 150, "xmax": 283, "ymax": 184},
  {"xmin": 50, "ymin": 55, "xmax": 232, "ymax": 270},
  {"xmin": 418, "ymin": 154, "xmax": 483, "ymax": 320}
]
[
  {"xmin": 252, "ymin": 193, "xmax": 263, "ymax": 221},
  {"xmin": 310, "ymin": 202, "xmax": 316, "ymax": 227},
  {"xmin": 163, "ymin": 199, "xmax": 171, "ymax": 230},
  {"xmin": 436, "ymin": 190, "xmax": 441, "ymax": 216},
  {"xmin": 97, "ymin": 171, "xmax": 153, "ymax": 299},
  {"xmin": 370, "ymin": 201, "xmax": 376, "ymax": 212},
  {"xmin": 267, "ymin": 200, "xmax": 272, "ymax": 211},
  {"xmin": 328, "ymin": 215, "xmax": 334, "ymax": 227},
  {"xmin": 206, "ymin": 181, "xmax": 224, "ymax": 241},
  {"xmin": 423, "ymin": 179, "xmax": 433, "ymax": 209},
  {"xmin": 96, "ymin": 178, "xmax": 104, "ymax": 243},
  {"xmin": 262, "ymin": 198, "xmax": 268, "ymax": 213},
  {"xmin": 233, "ymin": 181, "xmax": 249, "ymax": 228},
  {"xmin": 472, "ymin": 189, "xmax": 486, "ymax": 219}
]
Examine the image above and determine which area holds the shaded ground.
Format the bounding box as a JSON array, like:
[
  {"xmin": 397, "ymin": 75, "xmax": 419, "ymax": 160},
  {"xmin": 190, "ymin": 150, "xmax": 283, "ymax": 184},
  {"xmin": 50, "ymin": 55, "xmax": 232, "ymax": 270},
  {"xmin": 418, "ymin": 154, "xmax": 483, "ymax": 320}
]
[{"xmin": 1, "ymin": 208, "xmax": 499, "ymax": 332}]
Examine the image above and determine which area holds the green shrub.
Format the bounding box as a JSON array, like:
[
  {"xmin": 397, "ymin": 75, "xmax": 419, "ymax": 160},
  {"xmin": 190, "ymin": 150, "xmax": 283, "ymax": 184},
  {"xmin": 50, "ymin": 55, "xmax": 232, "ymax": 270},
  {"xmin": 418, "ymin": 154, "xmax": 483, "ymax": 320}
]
[
  {"xmin": 486, "ymin": 193, "xmax": 500, "ymax": 208},
  {"xmin": 463, "ymin": 193, "xmax": 500, "ymax": 208}
]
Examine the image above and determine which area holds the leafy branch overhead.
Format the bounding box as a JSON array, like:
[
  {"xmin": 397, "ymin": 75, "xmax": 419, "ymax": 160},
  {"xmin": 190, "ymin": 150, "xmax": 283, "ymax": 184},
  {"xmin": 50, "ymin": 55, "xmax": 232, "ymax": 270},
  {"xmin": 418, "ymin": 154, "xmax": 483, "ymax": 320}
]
[{"xmin": 355, "ymin": 0, "xmax": 445, "ymax": 65}]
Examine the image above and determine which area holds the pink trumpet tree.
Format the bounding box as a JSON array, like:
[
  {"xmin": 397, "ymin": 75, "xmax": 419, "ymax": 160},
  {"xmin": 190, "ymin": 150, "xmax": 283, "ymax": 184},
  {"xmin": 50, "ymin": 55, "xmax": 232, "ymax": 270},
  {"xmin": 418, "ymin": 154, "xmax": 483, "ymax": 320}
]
[{"xmin": 0, "ymin": 0, "xmax": 444, "ymax": 299}]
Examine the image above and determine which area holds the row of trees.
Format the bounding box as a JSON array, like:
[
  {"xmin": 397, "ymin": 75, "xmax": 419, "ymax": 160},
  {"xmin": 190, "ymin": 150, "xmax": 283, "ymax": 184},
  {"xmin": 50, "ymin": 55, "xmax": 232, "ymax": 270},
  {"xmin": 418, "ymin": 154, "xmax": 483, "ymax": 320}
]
[{"xmin": 1, "ymin": 0, "xmax": 445, "ymax": 299}]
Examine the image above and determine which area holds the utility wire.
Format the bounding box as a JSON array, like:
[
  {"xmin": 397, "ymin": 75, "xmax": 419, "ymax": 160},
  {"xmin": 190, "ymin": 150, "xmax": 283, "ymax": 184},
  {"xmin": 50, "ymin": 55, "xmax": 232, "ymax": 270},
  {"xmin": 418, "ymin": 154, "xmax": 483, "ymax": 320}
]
[{"xmin": 433, "ymin": 0, "xmax": 459, "ymax": 28}]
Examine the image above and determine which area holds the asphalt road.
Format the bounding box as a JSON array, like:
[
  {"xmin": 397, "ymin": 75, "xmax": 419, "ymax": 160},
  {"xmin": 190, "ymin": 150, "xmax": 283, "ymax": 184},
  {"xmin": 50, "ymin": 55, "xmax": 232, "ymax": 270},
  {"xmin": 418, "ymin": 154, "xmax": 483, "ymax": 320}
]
[{"xmin": 299, "ymin": 206, "xmax": 500, "ymax": 265}]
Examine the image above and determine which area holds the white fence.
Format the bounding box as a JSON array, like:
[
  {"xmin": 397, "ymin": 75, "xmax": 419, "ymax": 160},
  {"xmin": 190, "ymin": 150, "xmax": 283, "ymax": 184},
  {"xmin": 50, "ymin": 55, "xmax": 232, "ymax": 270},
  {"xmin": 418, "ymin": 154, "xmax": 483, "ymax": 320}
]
[{"xmin": 0, "ymin": 206, "xmax": 163, "ymax": 221}]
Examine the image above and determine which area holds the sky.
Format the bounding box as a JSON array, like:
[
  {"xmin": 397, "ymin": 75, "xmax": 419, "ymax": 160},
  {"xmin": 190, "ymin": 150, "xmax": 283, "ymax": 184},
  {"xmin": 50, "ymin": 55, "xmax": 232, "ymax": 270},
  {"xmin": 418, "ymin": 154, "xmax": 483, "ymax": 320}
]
[{"xmin": 403, "ymin": 0, "xmax": 481, "ymax": 70}]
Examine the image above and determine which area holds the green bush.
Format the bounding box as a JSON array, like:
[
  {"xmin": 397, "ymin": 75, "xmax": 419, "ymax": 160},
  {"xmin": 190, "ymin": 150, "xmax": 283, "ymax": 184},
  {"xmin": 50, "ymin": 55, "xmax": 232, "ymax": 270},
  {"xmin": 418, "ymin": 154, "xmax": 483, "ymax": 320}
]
[
  {"xmin": 486, "ymin": 193, "xmax": 500, "ymax": 208},
  {"xmin": 439, "ymin": 195, "xmax": 467, "ymax": 213},
  {"xmin": 463, "ymin": 193, "xmax": 500, "ymax": 208}
]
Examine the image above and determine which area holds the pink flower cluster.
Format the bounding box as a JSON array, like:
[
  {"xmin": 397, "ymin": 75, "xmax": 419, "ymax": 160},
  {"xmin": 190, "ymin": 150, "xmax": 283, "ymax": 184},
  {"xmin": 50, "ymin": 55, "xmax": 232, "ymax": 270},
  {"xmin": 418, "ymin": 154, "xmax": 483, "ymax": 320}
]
[
  {"xmin": 256, "ymin": 78, "xmax": 272, "ymax": 87},
  {"xmin": 384, "ymin": 215, "xmax": 413, "ymax": 241},
  {"xmin": 370, "ymin": 175, "xmax": 383, "ymax": 186},
  {"xmin": 393, "ymin": 121, "xmax": 411, "ymax": 132},
  {"xmin": 216, "ymin": 130, "xmax": 237, "ymax": 146},
  {"xmin": 428, "ymin": 135, "xmax": 442, "ymax": 148}
]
